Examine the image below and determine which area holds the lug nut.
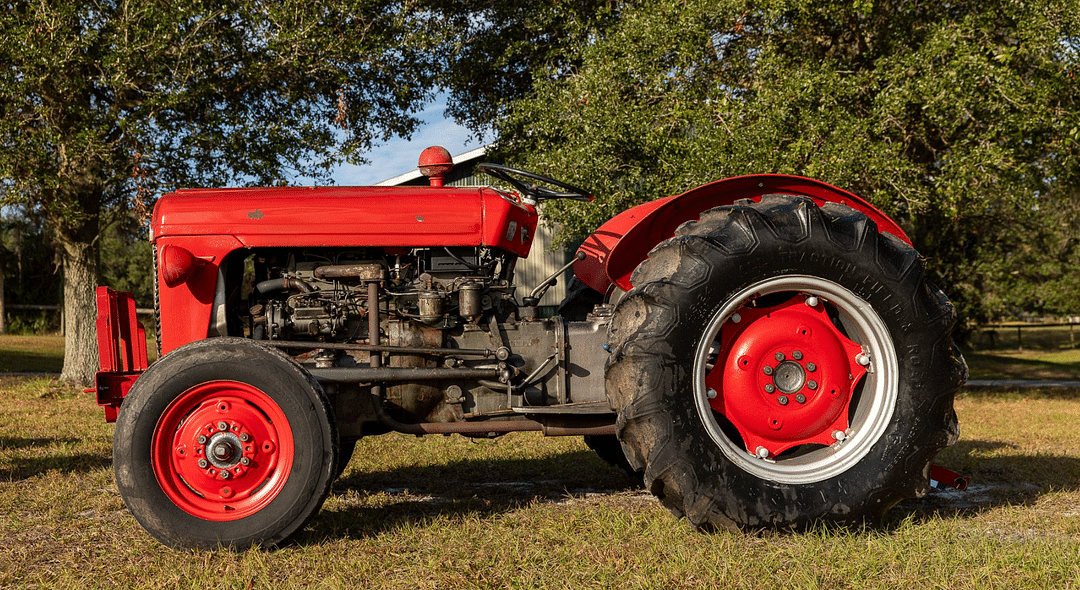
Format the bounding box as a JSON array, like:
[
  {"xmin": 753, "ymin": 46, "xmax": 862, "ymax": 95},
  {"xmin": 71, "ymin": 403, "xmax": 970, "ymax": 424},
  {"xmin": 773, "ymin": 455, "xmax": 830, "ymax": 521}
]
[
  {"xmin": 793, "ymin": 351, "xmax": 803, "ymax": 361},
  {"xmin": 198, "ymin": 459, "xmax": 208, "ymax": 469},
  {"xmin": 197, "ymin": 435, "xmax": 207, "ymax": 445},
  {"xmin": 220, "ymin": 470, "xmax": 230, "ymax": 480},
  {"xmin": 795, "ymin": 394, "xmax": 806, "ymax": 404},
  {"xmin": 777, "ymin": 396, "xmax": 789, "ymax": 405},
  {"xmin": 217, "ymin": 421, "xmax": 228, "ymax": 432},
  {"xmin": 240, "ymin": 457, "xmax": 250, "ymax": 465},
  {"xmin": 764, "ymin": 384, "xmax": 775, "ymax": 393},
  {"xmin": 763, "ymin": 366, "xmax": 774, "ymax": 376},
  {"xmin": 239, "ymin": 433, "xmax": 250, "ymax": 442},
  {"xmin": 806, "ymin": 362, "xmax": 817, "ymax": 372},
  {"xmin": 807, "ymin": 380, "xmax": 818, "ymax": 390},
  {"xmin": 774, "ymin": 352, "xmax": 785, "ymax": 362}
]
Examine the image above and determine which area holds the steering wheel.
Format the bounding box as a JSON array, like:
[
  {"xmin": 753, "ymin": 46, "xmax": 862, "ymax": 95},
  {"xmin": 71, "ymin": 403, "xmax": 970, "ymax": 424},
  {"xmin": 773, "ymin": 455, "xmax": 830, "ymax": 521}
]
[{"xmin": 477, "ymin": 163, "xmax": 594, "ymax": 203}]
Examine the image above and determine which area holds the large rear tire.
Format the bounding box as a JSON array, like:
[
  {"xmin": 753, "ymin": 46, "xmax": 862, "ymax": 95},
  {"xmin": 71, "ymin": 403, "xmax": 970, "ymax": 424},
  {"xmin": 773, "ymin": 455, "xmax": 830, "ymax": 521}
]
[
  {"xmin": 605, "ymin": 195, "xmax": 965, "ymax": 530},
  {"xmin": 113, "ymin": 338, "xmax": 338, "ymax": 549}
]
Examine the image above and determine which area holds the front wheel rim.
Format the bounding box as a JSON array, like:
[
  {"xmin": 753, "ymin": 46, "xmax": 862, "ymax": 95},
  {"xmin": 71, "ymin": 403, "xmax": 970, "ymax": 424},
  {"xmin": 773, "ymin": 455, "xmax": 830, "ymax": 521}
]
[
  {"xmin": 693, "ymin": 275, "xmax": 897, "ymax": 484},
  {"xmin": 151, "ymin": 380, "xmax": 294, "ymax": 521}
]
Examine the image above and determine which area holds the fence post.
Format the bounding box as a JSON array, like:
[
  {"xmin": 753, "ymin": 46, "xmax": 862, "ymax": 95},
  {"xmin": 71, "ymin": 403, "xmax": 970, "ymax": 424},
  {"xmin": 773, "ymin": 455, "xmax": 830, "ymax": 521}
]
[{"xmin": 1016, "ymin": 325, "xmax": 1022, "ymax": 351}]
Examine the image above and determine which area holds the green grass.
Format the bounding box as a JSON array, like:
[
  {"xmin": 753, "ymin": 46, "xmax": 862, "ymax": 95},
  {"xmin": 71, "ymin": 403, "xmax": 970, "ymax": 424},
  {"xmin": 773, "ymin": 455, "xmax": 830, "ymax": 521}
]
[
  {"xmin": 970, "ymin": 323, "xmax": 1080, "ymax": 352},
  {"xmin": 965, "ymin": 349, "xmax": 1080, "ymax": 380},
  {"xmin": 0, "ymin": 334, "xmax": 157, "ymax": 373},
  {"xmin": 0, "ymin": 335, "xmax": 65, "ymax": 373},
  {"xmin": 3, "ymin": 335, "xmax": 1080, "ymax": 587},
  {"xmin": 1, "ymin": 376, "xmax": 1080, "ymax": 589}
]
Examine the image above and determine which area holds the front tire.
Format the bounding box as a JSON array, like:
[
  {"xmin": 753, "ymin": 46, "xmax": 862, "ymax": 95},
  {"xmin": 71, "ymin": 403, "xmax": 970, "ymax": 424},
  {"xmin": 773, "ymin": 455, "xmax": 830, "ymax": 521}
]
[
  {"xmin": 113, "ymin": 338, "xmax": 337, "ymax": 549},
  {"xmin": 606, "ymin": 195, "xmax": 965, "ymax": 530}
]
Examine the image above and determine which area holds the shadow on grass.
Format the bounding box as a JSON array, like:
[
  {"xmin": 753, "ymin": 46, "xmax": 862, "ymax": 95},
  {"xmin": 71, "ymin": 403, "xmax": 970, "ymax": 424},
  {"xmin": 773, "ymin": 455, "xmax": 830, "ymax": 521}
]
[
  {"xmin": 958, "ymin": 385, "xmax": 1080, "ymax": 400},
  {"xmin": 0, "ymin": 349, "xmax": 64, "ymax": 374},
  {"xmin": 1, "ymin": 437, "xmax": 113, "ymax": 479},
  {"xmin": 301, "ymin": 449, "xmax": 640, "ymax": 541},
  {"xmin": 297, "ymin": 438, "xmax": 1080, "ymax": 541},
  {"xmin": 892, "ymin": 438, "xmax": 1080, "ymax": 523},
  {"xmin": 964, "ymin": 352, "xmax": 1080, "ymax": 381}
]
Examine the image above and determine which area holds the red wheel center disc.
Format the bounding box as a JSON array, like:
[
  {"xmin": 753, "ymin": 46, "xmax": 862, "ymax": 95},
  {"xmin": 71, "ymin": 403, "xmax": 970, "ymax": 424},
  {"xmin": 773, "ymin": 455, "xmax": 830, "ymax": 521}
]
[
  {"xmin": 705, "ymin": 297, "xmax": 868, "ymax": 458},
  {"xmin": 151, "ymin": 380, "xmax": 294, "ymax": 521}
]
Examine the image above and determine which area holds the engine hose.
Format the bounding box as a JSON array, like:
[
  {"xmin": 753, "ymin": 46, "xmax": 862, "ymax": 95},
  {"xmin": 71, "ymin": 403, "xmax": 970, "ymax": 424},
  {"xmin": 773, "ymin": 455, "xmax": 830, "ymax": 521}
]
[{"xmin": 253, "ymin": 277, "xmax": 314, "ymax": 295}]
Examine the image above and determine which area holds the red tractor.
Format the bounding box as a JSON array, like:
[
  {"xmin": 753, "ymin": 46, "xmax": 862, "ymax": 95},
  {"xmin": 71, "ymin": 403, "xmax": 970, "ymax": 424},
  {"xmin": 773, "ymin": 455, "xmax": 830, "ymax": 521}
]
[{"xmin": 94, "ymin": 146, "xmax": 965, "ymax": 548}]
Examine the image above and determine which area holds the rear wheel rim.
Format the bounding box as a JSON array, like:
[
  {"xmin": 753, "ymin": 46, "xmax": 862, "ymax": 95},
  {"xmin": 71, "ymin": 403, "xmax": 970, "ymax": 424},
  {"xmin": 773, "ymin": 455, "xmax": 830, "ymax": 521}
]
[
  {"xmin": 151, "ymin": 380, "xmax": 294, "ymax": 521},
  {"xmin": 693, "ymin": 275, "xmax": 897, "ymax": 484}
]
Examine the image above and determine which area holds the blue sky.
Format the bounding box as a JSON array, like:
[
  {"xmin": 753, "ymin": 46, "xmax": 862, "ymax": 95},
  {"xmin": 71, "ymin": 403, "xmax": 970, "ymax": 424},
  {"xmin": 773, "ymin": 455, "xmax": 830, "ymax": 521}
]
[{"xmin": 331, "ymin": 102, "xmax": 490, "ymax": 186}]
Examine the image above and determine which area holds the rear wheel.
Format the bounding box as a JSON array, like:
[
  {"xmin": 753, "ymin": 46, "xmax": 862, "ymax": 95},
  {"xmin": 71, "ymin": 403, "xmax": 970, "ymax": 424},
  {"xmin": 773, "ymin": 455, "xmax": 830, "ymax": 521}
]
[
  {"xmin": 606, "ymin": 195, "xmax": 965, "ymax": 529},
  {"xmin": 113, "ymin": 338, "xmax": 337, "ymax": 549}
]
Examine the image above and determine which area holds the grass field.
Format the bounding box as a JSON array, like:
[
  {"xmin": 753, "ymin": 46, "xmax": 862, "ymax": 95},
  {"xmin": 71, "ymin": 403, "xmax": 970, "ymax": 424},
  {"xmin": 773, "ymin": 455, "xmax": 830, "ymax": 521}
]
[{"xmin": 2, "ymin": 336, "xmax": 1080, "ymax": 588}]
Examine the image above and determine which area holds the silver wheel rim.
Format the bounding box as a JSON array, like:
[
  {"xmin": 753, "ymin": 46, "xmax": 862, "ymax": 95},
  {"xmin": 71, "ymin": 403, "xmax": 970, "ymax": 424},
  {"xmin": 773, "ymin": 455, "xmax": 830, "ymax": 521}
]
[{"xmin": 692, "ymin": 275, "xmax": 898, "ymax": 484}]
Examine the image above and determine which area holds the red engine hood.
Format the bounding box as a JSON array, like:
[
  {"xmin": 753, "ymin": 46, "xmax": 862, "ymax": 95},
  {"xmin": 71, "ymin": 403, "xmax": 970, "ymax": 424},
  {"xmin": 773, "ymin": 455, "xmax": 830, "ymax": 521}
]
[{"xmin": 152, "ymin": 185, "xmax": 538, "ymax": 257}]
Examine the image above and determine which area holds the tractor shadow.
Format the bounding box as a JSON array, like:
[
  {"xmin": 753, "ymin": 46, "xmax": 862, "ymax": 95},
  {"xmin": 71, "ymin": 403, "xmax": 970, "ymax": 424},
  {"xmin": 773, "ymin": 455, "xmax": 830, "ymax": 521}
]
[
  {"xmin": 0, "ymin": 436, "xmax": 113, "ymax": 479},
  {"xmin": 301, "ymin": 449, "xmax": 641, "ymax": 542},
  {"xmin": 302, "ymin": 437, "xmax": 1080, "ymax": 541},
  {"xmin": 890, "ymin": 438, "xmax": 1080, "ymax": 524}
]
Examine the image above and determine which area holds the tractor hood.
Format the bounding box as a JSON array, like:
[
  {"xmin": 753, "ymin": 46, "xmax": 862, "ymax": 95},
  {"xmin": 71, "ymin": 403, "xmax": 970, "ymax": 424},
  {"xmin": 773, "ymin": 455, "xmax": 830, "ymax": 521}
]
[{"xmin": 151, "ymin": 185, "xmax": 538, "ymax": 258}]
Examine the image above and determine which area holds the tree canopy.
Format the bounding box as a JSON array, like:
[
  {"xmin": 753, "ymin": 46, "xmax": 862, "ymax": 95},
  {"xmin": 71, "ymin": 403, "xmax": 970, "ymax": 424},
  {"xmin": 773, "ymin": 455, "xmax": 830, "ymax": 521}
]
[
  {"xmin": 0, "ymin": 0, "xmax": 435, "ymax": 382},
  {"xmin": 487, "ymin": 0, "xmax": 1080, "ymax": 327}
]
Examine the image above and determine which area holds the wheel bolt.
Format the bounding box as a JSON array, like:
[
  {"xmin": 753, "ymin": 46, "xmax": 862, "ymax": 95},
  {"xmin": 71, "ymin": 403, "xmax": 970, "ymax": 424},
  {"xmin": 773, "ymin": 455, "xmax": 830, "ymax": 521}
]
[
  {"xmin": 755, "ymin": 446, "xmax": 769, "ymax": 459},
  {"xmin": 807, "ymin": 380, "xmax": 818, "ymax": 390},
  {"xmin": 764, "ymin": 384, "xmax": 775, "ymax": 393},
  {"xmin": 777, "ymin": 395, "xmax": 789, "ymax": 405},
  {"xmin": 795, "ymin": 394, "xmax": 806, "ymax": 404},
  {"xmin": 731, "ymin": 313, "xmax": 742, "ymax": 323},
  {"xmin": 239, "ymin": 433, "xmax": 250, "ymax": 442},
  {"xmin": 197, "ymin": 435, "xmax": 207, "ymax": 445},
  {"xmin": 792, "ymin": 351, "xmax": 803, "ymax": 361},
  {"xmin": 833, "ymin": 430, "xmax": 847, "ymax": 441},
  {"xmin": 240, "ymin": 457, "xmax": 250, "ymax": 465},
  {"xmin": 198, "ymin": 459, "xmax": 208, "ymax": 468},
  {"xmin": 806, "ymin": 296, "xmax": 819, "ymax": 307},
  {"xmin": 763, "ymin": 366, "xmax": 774, "ymax": 376},
  {"xmin": 775, "ymin": 352, "xmax": 785, "ymax": 361},
  {"xmin": 806, "ymin": 362, "xmax": 817, "ymax": 372},
  {"xmin": 856, "ymin": 354, "xmax": 870, "ymax": 366},
  {"xmin": 217, "ymin": 421, "xmax": 228, "ymax": 432},
  {"xmin": 706, "ymin": 388, "xmax": 717, "ymax": 399},
  {"xmin": 220, "ymin": 470, "xmax": 230, "ymax": 480}
]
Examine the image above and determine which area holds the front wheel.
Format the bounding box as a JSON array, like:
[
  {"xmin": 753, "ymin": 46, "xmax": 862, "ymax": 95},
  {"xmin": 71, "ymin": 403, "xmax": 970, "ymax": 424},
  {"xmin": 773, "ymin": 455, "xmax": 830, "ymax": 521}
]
[
  {"xmin": 113, "ymin": 338, "xmax": 338, "ymax": 549},
  {"xmin": 606, "ymin": 195, "xmax": 965, "ymax": 530}
]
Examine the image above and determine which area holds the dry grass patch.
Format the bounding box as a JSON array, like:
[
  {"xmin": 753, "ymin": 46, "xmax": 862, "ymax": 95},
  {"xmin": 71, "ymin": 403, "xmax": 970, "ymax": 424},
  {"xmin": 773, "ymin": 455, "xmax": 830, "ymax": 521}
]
[{"xmin": 2, "ymin": 376, "xmax": 1080, "ymax": 589}]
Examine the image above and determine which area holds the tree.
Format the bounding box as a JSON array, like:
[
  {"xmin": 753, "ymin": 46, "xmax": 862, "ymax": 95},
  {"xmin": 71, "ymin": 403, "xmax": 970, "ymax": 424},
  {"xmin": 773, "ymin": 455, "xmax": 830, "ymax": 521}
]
[
  {"xmin": 487, "ymin": 0, "xmax": 1080, "ymax": 329},
  {"xmin": 423, "ymin": 0, "xmax": 624, "ymax": 137},
  {"xmin": 1, "ymin": 1, "xmax": 434, "ymax": 383}
]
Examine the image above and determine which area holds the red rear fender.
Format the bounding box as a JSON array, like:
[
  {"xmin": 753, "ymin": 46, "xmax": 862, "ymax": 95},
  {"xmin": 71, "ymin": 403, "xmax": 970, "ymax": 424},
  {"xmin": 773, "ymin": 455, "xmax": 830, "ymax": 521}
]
[{"xmin": 574, "ymin": 175, "xmax": 910, "ymax": 294}]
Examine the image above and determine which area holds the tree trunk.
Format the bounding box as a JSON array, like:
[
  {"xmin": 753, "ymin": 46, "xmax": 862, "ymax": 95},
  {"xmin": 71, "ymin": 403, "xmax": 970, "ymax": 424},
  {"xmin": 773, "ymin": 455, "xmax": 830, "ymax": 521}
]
[
  {"xmin": 0, "ymin": 268, "xmax": 6, "ymax": 334},
  {"xmin": 58, "ymin": 223, "xmax": 100, "ymax": 385}
]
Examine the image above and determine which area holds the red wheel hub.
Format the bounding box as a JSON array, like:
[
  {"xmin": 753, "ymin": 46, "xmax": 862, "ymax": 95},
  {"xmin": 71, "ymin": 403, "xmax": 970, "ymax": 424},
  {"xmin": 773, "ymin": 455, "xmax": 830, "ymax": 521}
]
[
  {"xmin": 705, "ymin": 296, "xmax": 868, "ymax": 458},
  {"xmin": 151, "ymin": 381, "xmax": 294, "ymax": 521}
]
